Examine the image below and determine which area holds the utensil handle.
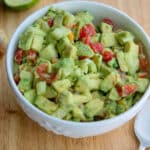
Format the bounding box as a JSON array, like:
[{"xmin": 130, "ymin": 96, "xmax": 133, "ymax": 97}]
[{"xmin": 139, "ymin": 144, "xmax": 146, "ymax": 150}]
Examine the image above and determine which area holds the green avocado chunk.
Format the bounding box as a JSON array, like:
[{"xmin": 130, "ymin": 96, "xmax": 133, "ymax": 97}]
[
  {"xmin": 75, "ymin": 42, "xmax": 94, "ymax": 57},
  {"xmin": 35, "ymin": 96, "xmax": 58, "ymax": 114},
  {"xmin": 84, "ymin": 99, "xmax": 104, "ymax": 118}
]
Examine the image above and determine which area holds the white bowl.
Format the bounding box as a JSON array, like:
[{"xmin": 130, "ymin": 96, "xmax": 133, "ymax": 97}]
[{"xmin": 6, "ymin": 1, "xmax": 150, "ymax": 138}]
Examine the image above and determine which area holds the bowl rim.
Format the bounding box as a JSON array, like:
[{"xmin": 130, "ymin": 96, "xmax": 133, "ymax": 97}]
[{"xmin": 6, "ymin": 0, "xmax": 150, "ymax": 126}]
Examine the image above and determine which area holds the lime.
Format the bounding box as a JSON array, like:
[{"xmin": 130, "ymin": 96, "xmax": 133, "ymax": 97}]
[{"xmin": 4, "ymin": 0, "xmax": 40, "ymax": 11}]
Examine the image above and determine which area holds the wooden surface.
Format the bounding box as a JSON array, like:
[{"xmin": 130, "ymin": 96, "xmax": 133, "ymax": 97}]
[{"xmin": 0, "ymin": 0, "xmax": 150, "ymax": 150}]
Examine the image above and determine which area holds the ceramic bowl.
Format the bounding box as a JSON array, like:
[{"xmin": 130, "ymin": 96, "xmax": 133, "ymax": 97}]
[{"xmin": 6, "ymin": 1, "xmax": 150, "ymax": 138}]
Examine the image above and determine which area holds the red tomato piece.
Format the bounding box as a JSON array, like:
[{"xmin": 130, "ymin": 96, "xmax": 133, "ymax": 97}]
[
  {"xmin": 81, "ymin": 36, "xmax": 91, "ymax": 45},
  {"xmin": 79, "ymin": 56, "xmax": 89, "ymax": 60},
  {"xmin": 45, "ymin": 72, "xmax": 58, "ymax": 84},
  {"xmin": 102, "ymin": 50, "xmax": 113, "ymax": 62},
  {"xmin": 36, "ymin": 63, "xmax": 48, "ymax": 75},
  {"xmin": 14, "ymin": 73, "xmax": 20, "ymax": 84},
  {"xmin": 48, "ymin": 18, "xmax": 54, "ymax": 27},
  {"xmin": 39, "ymin": 72, "xmax": 58, "ymax": 84},
  {"xmin": 90, "ymin": 42, "xmax": 103, "ymax": 53},
  {"xmin": 14, "ymin": 48, "xmax": 24, "ymax": 64},
  {"xmin": 27, "ymin": 50, "xmax": 38, "ymax": 63},
  {"xmin": 117, "ymin": 84, "xmax": 137, "ymax": 97},
  {"xmin": 103, "ymin": 18, "xmax": 114, "ymax": 27},
  {"xmin": 138, "ymin": 72, "xmax": 148, "ymax": 78},
  {"xmin": 139, "ymin": 54, "xmax": 149, "ymax": 72},
  {"xmin": 80, "ymin": 24, "xmax": 96, "ymax": 39}
]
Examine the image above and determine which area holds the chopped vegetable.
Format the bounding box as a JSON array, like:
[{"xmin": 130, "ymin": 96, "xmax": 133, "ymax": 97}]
[{"xmin": 13, "ymin": 7, "xmax": 149, "ymax": 122}]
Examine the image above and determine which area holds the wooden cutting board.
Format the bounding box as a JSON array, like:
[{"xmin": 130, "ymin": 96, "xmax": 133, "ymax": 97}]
[{"xmin": 0, "ymin": 0, "xmax": 150, "ymax": 149}]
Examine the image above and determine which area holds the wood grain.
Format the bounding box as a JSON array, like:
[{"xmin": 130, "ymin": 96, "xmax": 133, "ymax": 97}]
[{"xmin": 0, "ymin": 0, "xmax": 150, "ymax": 150}]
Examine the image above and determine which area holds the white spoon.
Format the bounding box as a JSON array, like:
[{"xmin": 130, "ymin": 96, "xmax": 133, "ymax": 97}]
[{"xmin": 134, "ymin": 100, "xmax": 150, "ymax": 150}]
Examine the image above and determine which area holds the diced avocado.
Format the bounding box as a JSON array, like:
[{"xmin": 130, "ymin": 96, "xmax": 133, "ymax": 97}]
[
  {"xmin": 75, "ymin": 75, "xmax": 101, "ymax": 92},
  {"xmin": 124, "ymin": 42, "xmax": 139, "ymax": 74},
  {"xmin": 61, "ymin": 44, "xmax": 77, "ymax": 59},
  {"xmin": 79, "ymin": 59, "xmax": 97, "ymax": 73},
  {"xmin": 37, "ymin": 58, "xmax": 52, "ymax": 73},
  {"xmin": 75, "ymin": 11, "xmax": 93, "ymax": 26},
  {"xmin": 115, "ymin": 31, "xmax": 134, "ymax": 45},
  {"xmin": 52, "ymin": 79, "xmax": 71, "ymax": 93},
  {"xmin": 75, "ymin": 42, "xmax": 94, "ymax": 57},
  {"xmin": 18, "ymin": 31, "xmax": 33, "ymax": 50},
  {"xmin": 31, "ymin": 35, "xmax": 44, "ymax": 52},
  {"xmin": 18, "ymin": 79, "xmax": 32, "ymax": 92},
  {"xmin": 100, "ymin": 63, "xmax": 113, "ymax": 76},
  {"xmin": 54, "ymin": 58, "xmax": 74, "ymax": 78},
  {"xmin": 63, "ymin": 12, "xmax": 75, "ymax": 26},
  {"xmin": 92, "ymin": 91, "xmax": 105, "ymax": 100},
  {"xmin": 135, "ymin": 78, "xmax": 149, "ymax": 92},
  {"xmin": 57, "ymin": 37, "xmax": 71, "ymax": 54},
  {"xmin": 51, "ymin": 26, "xmax": 71, "ymax": 40},
  {"xmin": 40, "ymin": 44, "xmax": 58, "ymax": 60},
  {"xmin": 35, "ymin": 19, "xmax": 50, "ymax": 32},
  {"xmin": 101, "ymin": 32, "xmax": 118, "ymax": 47},
  {"xmin": 73, "ymin": 22, "xmax": 82, "ymax": 40},
  {"xmin": 107, "ymin": 58, "xmax": 118, "ymax": 68},
  {"xmin": 58, "ymin": 91, "xmax": 74, "ymax": 108},
  {"xmin": 72, "ymin": 107, "xmax": 86, "ymax": 121},
  {"xmin": 28, "ymin": 27, "xmax": 46, "ymax": 36},
  {"xmin": 79, "ymin": 59, "xmax": 90, "ymax": 74},
  {"xmin": 116, "ymin": 51, "xmax": 128, "ymax": 72},
  {"xmin": 73, "ymin": 94, "xmax": 90, "ymax": 105},
  {"xmin": 20, "ymin": 70, "xmax": 33, "ymax": 81},
  {"xmin": 53, "ymin": 14, "xmax": 64, "ymax": 27},
  {"xmin": 84, "ymin": 99, "xmax": 104, "ymax": 118},
  {"xmin": 24, "ymin": 89, "xmax": 36, "ymax": 103},
  {"xmin": 90, "ymin": 33, "xmax": 101, "ymax": 43},
  {"xmin": 116, "ymin": 103, "xmax": 126, "ymax": 114},
  {"xmin": 18, "ymin": 70, "xmax": 33, "ymax": 92},
  {"xmin": 105, "ymin": 101, "xmax": 117, "ymax": 115},
  {"xmin": 52, "ymin": 107, "xmax": 68, "ymax": 119},
  {"xmin": 36, "ymin": 81, "xmax": 47, "ymax": 95},
  {"xmin": 13, "ymin": 63, "xmax": 19, "ymax": 74},
  {"xmin": 92, "ymin": 54, "xmax": 102, "ymax": 70},
  {"xmin": 45, "ymin": 86, "xmax": 57, "ymax": 99},
  {"xmin": 46, "ymin": 31, "xmax": 57, "ymax": 45},
  {"xmin": 35, "ymin": 96, "xmax": 58, "ymax": 114},
  {"xmin": 100, "ymin": 22, "xmax": 113, "ymax": 33},
  {"xmin": 88, "ymin": 60, "xmax": 97, "ymax": 73},
  {"xmin": 108, "ymin": 88, "xmax": 120, "ymax": 101},
  {"xmin": 100, "ymin": 72, "xmax": 120, "ymax": 92}
]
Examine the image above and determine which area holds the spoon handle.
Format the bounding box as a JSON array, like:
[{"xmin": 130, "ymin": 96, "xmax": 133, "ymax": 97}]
[{"xmin": 139, "ymin": 144, "xmax": 146, "ymax": 150}]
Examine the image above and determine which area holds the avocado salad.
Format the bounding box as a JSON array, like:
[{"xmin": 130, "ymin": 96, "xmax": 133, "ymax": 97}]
[{"xmin": 13, "ymin": 7, "xmax": 149, "ymax": 122}]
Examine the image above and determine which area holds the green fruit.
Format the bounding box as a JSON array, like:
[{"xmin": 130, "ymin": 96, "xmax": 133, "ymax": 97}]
[{"xmin": 4, "ymin": 0, "xmax": 40, "ymax": 11}]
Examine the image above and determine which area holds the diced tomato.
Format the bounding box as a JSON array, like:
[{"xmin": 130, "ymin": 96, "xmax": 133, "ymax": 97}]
[
  {"xmin": 36, "ymin": 63, "xmax": 48, "ymax": 75},
  {"xmin": 116, "ymin": 84, "xmax": 137, "ymax": 97},
  {"xmin": 80, "ymin": 24, "xmax": 96, "ymax": 39},
  {"xmin": 81, "ymin": 36, "xmax": 91, "ymax": 45},
  {"xmin": 14, "ymin": 73, "xmax": 20, "ymax": 84},
  {"xmin": 139, "ymin": 54, "xmax": 149, "ymax": 72},
  {"xmin": 79, "ymin": 56, "xmax": 89, "ymax": 60},
  {"xmin": 103, "ymin": 18, "xmax": 114, "ymax": 27},
  {"xmin": 138, "ymin": 72, "xmax": 149, "ymax": 78},
  {"xmin": 45, "ymin": 72, "xmax": 58, "ymax": 84},
  {"xmin": 36, "ymin": 63, "xmax": 58, "ymax": 84},
  {"xmin": 90, "ymin": 42, "xmax": 103, "ymax": 53},
  {"xmin": 27, "ymin": 50, "xmax": 38, "ymax": 63},
  {"xmin": 102, "ymin": 50, "xmax": 114, "ymax": 62},
  {"xmin": 39, "ymin": 72, "xmax": 58, "ymax": 84},
  {"xmin": 48, "ymin": 18, "xmax": 54, "ymax": 27},
  {"xmin": 14, "ymin": 48, "xmax": 24, "ymax": 64}
]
